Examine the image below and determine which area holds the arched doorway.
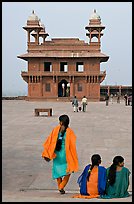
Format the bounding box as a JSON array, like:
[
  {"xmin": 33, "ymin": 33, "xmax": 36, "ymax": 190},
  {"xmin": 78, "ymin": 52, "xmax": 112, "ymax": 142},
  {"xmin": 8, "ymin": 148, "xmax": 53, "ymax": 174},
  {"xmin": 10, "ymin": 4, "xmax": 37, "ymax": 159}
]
[{"xmin": 58, "ymin": 79, "xmax": 70, "ymax": 97}]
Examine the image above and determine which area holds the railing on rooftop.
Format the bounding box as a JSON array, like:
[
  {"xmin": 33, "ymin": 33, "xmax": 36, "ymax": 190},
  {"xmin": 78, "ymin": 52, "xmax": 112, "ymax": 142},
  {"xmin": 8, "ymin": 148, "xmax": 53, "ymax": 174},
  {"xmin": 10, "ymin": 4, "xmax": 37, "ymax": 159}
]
[{"xmin": 21, "ymin": 70, "xmax": 106, "ymax": 76}]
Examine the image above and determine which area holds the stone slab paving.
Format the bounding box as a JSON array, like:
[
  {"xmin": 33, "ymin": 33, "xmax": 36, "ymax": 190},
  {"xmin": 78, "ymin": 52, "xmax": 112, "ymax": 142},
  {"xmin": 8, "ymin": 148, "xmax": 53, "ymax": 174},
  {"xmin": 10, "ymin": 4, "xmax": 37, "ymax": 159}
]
[{"xmin": 2, "ymin": 100, "xmax": 132, "ymax": 202}]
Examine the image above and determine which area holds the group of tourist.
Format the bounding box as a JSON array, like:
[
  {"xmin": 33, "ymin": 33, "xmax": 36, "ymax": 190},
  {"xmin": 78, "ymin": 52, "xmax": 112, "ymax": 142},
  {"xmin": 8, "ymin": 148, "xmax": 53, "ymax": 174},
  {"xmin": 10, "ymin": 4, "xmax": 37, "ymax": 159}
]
[
  {"xmin": 71, "ymin": 93, "xmax": 132, "ymax": 109},
  {"xmin": 105, "ymin": 93, "xmax": 132, "ymax": 106},
  {"xmin": 72, "ymin": 96, "xmax": 88, "ymax": 112},
  {"xmin": 72, "ymin": 93, "xmax": 132, "ymax": 109},
  {"xmin": 42, "ymin": 114, "xmax": 131, "ymax": 199},
  {"xmin": 124, "ymin": 94, "xmax": 132, "ymax": 106}
]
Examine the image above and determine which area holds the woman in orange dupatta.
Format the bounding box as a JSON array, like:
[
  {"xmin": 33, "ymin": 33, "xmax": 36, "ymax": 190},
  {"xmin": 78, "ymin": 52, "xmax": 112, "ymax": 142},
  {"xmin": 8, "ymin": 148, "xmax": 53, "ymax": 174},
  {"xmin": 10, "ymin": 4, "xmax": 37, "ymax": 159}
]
[
  {"xmin": 73, "ymin": 154, "xmax": 106, "ymax": 199},
  {"xmin": 42, "ymin": 114, "xmax": 79, "ymax": 194}
]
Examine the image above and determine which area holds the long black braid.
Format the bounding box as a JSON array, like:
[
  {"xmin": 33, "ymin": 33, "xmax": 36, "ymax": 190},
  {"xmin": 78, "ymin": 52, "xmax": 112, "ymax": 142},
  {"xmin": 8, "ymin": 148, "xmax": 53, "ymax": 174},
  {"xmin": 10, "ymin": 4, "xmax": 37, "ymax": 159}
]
[
  {"xmin": 87, "ymin": 154, "xmax": 101, "ymax": 181},
  {"xmin": 55, "ymin": 115, "xmax": 69, "ymax": 151},
  {"xmin": 107, "ymin": 156, "xmax": 124, "ymax": 185}
]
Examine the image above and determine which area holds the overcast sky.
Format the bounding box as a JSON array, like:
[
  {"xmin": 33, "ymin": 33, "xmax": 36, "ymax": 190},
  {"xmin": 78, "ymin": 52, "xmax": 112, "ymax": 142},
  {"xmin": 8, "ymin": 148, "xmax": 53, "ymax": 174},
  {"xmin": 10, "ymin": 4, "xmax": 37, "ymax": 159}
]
[{"xmin": 2, "ymin": 2, "xmax": 132, "ymax": 96}]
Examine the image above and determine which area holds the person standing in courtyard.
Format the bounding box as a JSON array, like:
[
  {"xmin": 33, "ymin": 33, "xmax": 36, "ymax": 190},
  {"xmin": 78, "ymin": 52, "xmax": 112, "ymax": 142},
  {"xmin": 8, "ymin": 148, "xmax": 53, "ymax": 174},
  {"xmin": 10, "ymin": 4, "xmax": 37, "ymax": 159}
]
[
  {"xmin": 105, "ymin": 93, "xmax": 109, "ymax": 106},
  {"xmin": 42, "ymin": 114, "xmax": 79, "ymax": 194},
  {"xmin": 124, "ymin": 94, "xmax": 128, "ymax": 106},
  {"xmin": 100, "ymin": 155, "xmax": 131, "ymax": 199},
  {"xmin": 81, "ymin": 96, "xmax": 88, "ymax": 112},
  {"xmin": 73, "ymin": 154, "xmax": 106, "ymax": 199},
  {"xmin": 110, "ymin": 94, "xmax": 113, "ymax": 104},
  {"xmin": 72, "ymin": 96, "xmax": 79, "ymax": 112},
  {"xmin": 128, "ymin": 94, "xmax": 132, "ymax": 106},
  {"xmin": 117, "ymin": 93, "xmax": 120, "ymax": 104}
]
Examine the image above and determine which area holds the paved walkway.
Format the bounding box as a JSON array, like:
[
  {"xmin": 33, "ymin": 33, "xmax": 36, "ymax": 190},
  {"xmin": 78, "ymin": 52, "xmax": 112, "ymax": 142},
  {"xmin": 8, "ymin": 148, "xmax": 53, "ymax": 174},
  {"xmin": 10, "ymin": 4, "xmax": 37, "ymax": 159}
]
[{"xmin": 2, "ymin": 100, "xmax": 132, "ymax": 202}]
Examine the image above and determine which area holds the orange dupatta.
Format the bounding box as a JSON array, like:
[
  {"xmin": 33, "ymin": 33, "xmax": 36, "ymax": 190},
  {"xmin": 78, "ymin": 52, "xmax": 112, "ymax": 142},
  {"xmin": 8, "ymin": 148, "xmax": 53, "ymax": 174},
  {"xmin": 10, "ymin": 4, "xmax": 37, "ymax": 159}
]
[{"xmin": 42, "ymin": 125, "xmax": 79, "ymax": 173}]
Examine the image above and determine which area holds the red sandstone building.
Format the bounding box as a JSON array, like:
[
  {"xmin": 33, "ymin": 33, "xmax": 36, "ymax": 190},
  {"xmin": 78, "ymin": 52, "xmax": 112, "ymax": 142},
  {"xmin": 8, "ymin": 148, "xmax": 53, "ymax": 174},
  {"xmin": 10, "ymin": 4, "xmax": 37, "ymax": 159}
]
[{"xmin": 18, "ymin": 10, "xmax": 109, "ymax": 101}]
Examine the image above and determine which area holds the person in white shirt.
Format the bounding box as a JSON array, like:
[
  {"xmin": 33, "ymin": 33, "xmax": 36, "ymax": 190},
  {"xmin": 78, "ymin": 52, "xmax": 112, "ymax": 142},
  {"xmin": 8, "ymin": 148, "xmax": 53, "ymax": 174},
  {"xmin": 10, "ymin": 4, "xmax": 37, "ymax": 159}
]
[{"xmin": 81, "ymin": 96, "xmax": 88, "ymax": 112}]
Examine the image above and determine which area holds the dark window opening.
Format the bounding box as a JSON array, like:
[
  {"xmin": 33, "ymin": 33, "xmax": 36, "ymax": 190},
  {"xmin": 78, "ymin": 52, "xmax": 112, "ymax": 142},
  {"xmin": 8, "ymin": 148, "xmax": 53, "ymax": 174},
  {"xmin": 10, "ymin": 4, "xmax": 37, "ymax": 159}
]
[
  {"xmin": 60, "ymin": 62, "xmax": 68, "ymax": 72},
  {"xmin": 44, "ymin": 62, "xmax": 52, "ymax": 72},
  {"xmin": 76, "ymin": 62, "xmax": 84, "ymax": 72}
]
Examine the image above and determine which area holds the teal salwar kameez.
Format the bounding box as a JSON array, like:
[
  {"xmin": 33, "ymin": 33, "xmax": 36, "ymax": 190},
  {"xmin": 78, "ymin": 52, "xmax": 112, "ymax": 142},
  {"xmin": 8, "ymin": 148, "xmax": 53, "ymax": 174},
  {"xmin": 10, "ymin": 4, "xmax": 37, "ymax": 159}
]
[
  {"xmin": 52, "ymin": 132, "xmax": 68, "ymax": 179},
  {"xmin": 101, "ymin": 166, "xmax": 130, "ymax": 199}
]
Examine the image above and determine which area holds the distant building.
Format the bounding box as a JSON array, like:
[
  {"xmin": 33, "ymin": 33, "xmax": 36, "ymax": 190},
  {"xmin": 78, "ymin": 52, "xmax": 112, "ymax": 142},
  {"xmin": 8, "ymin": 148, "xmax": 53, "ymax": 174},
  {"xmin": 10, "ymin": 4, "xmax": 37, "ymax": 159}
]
[
  {"xmin": 100, "ymin": 85, "xmax": 132, "ymax": 98},
  {"xmin": 17, "ymin": 9, "xmax": 109, "ymax": 101}
]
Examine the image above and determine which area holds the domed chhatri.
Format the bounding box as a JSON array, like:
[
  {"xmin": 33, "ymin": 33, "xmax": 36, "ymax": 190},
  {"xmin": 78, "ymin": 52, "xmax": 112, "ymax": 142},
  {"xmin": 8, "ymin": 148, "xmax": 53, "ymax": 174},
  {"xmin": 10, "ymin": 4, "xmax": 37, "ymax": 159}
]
[
  {"xmin": 28, "ymin": 10, "xmax": 39, "ymax": 21},
  {"xmin": 90, "ymin": 9, "xmax": 101, "ymax": 20}
]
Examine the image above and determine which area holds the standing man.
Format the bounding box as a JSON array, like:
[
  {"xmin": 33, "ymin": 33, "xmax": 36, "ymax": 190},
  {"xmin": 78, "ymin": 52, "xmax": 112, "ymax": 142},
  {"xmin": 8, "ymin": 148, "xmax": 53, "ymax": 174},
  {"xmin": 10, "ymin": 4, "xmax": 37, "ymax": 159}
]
[
  {"xmin": 110, "ymin": 94, "xmax": 113, "ymax": 104},
  {"xmin": 81, "ymin": 96, "xmax": 88, "ymax": 112},
  {"xmin": 117, "ymin": 93, "xmax": 120, "ymax": 104},
  {"xmin": 105, "ymin": 93, "xmax": 109, "ymax": 106},
  {"xmin": 72, "ymin": 96, "xmax": 79, "ymax": 112},
  {"xmin": 124, "ymin": 94, "xmax": 128, "ymax": 106}
]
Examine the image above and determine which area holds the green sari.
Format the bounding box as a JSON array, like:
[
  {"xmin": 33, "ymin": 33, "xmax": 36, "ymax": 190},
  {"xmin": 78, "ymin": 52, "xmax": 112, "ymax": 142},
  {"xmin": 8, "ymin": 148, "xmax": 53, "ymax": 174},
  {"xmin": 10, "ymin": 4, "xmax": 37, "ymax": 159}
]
[{"xmin": 101, "ymin": 166, "xmax": 130, "ymax": 199}]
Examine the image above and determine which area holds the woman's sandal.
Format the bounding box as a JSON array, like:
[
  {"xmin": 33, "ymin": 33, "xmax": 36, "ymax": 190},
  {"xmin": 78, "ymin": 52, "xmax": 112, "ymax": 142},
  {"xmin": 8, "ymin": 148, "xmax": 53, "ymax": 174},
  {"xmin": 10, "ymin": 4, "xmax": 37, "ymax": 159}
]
[{"xmin": 59, "ymin": 189, "xmax": 65, "ymax": 194}]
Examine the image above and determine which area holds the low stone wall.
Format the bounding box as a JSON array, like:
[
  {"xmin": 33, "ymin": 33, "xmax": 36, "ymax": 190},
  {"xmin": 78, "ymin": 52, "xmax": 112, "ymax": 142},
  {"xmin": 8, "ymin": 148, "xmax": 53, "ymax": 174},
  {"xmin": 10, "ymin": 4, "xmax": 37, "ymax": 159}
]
[{"xmin": 2, "ymin": 96, "xmax": 27, "ymax": 100}]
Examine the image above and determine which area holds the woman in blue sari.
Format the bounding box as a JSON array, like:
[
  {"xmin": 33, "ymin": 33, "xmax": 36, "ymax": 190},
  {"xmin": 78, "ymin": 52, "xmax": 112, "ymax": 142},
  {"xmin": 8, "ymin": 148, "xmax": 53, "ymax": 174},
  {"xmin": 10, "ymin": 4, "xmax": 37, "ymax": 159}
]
[{"xmin": 73, "ymin": 154, "xmax": 106, "ymax": 199}]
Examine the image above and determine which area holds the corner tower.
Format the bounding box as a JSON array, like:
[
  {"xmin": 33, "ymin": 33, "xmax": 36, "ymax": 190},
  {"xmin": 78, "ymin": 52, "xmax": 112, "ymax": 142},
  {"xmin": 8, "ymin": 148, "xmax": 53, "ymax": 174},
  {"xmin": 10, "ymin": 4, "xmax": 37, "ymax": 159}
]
[
  {"xmin": 23, "ymin": 10, "xmax": 49, "ymax": 45},
  {"xmin": 85, "ymin": 9, "xmax": 105, "ymax": 49}
]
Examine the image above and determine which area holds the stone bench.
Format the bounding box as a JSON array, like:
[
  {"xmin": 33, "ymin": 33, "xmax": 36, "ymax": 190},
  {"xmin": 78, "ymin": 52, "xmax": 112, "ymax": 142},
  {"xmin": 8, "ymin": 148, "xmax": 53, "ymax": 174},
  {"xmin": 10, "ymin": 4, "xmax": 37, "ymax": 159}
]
[{"xmin": 35, "ymin": 108, "xmax": 52, "ymax": 116}]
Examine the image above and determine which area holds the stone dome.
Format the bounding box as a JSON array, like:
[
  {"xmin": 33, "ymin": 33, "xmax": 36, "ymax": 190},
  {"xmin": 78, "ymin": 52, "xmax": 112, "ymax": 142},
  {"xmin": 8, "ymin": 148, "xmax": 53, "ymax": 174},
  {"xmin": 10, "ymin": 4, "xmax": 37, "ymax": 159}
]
[
  {"xmin": 39, "ymin": 19, "xmax": 45, "ymax": 28},
  {"xmin": 28, "ymin": 10, "xmax": 39, "ymax": 21},
  {"xmin": 39, "ymin": 18, "xmax": 41, "ymax": 26},
  {"xmin": 90, "ymin": 9, "xmax": 101, "ymax": 20}
]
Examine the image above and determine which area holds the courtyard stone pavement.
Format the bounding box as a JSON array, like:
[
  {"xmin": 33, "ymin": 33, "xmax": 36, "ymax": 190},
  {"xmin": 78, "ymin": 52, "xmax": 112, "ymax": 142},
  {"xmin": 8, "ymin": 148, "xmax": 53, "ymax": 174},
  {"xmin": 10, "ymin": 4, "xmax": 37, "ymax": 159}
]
[{"xmin": 2, "ymin": 100, "xmax": 132, "ymax": 202}]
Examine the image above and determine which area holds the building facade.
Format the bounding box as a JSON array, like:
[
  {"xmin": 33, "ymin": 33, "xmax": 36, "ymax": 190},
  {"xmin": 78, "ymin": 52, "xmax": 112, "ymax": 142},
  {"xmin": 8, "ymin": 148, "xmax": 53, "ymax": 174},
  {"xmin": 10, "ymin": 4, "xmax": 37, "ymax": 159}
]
[{"xmin": 18, "ymin": 10, "xmax": 109, "ymax": 101}]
